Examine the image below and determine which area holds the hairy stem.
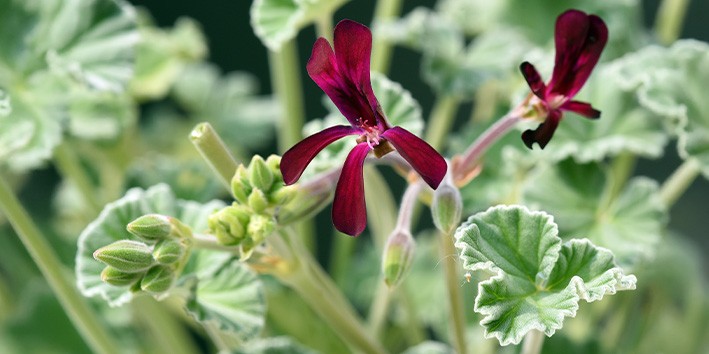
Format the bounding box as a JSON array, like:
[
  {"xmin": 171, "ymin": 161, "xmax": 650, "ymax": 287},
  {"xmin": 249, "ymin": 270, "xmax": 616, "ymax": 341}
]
[
  {"xmin": 370, "ymin": 0, "xmax": 404, "ymax": 74},
  {"xmin": 660, "ymin": 158, "xmax": 700, "ymax": 207},
  {"xmin": 190, "ymin": 122, "xmax": 239, "ymax": 189},
  {"xmin": 521, "ymin": 330, "xmax": 545, "ymax": 354},
  {"xmin": 269, "ymin": 39, "xmax": 305, "ymax": 153},
  {"xmin": 53, "ymin": 142, "xmax": 102, "ymax": 212},
  {"xmin": 0, "ymin": 174, "xmax": 120, "ymax": 354},
  {"xmin": 453, "ymin": 113, "xmax": 521, "ymax": 185},
  {"xmin": 439, "ymin": 231, "xmax": 467, "ymax": 354},
  {"xmin": 655, "ymin": 0, "xmax": 691, "ymax": 44},
  {"xmin": 425, "ymin": 95, "xmax": 460, "ymax": 151}
]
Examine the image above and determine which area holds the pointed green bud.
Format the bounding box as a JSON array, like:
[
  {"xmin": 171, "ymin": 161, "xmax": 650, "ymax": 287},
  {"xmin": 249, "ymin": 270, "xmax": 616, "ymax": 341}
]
[
  {"xmin": 277, "ymin": 186, "xmax": 333, "ymax": 225},
  {"xmin": 431, "ymin": 183, "xmax": 463, "ymax": 234},
  {"xmin": 382, "ymin": 229, "xmax": 416, "ymax": 288},
  {"xmin": 127, "ymin": 214, "xmax": 173, "ymax": 242},
  {"xmin": 208, "ymin": 204, "xmax": 250, "ymax": 245},
  {"xmin": 100, "ymin": 266, "xmax": 143, "ymax": 287},
  {"xmin": 271, "ymin": 184, "xmax": 297, "ymax": 205},
  {"xmin": 140, "ymin": 265, "xmax": 175, "ymax": 295},
  {"xmin": 248, "ymin": 188, "xmax": 269, "ymax": 213},
  {"xmin": 231, "ymin": 165, "xmax": 251, "ymax": 204},
  {"xmin": 265, "ymin": 155, "xmax": 281, "ymax": 175},
  {"xmin": 249, "ymin": 155, "xmax": 274, "ymax": 192},
  {"xmin": 93, "ymin": 240, "xmax": 155, "ymax": 273},
  {"xmin": 152, "ymin": 239, "xmax": 185, "ymax": 265}
]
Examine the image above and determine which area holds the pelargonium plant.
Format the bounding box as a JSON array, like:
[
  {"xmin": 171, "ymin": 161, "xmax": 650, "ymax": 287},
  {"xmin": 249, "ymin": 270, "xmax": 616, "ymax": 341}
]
[{"xmin": 0, "ymin": 1, "xmax": 707, "ymax": 354}]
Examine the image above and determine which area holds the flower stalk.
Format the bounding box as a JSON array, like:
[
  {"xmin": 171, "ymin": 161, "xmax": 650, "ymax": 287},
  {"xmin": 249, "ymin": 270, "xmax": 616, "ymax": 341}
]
[
  {"xmin": 439, "ymin": 230, "xmax": 467, "ymax": 354},
  {"xmin": 425, "ymin": 95, "xmax": 460, "ymax": 151},
  {"xmin": 660, "ymin": 158, "xmax": 701, "ymax": 207},
  {"xmin": 0, "ymin": 174, "xmax": 120, "ymax": 354},
  {"xmin": 269, "ymin": 39, "xmax": 305, "ymax": 153},
  {"xmin": 370, "ymin": 0, "xmax": 404, "ymax": 74},
  {"xmin": 521, "ymin": 330, "xmax": 545, "ymax": 354},
  {"xmin": 655, "ymin": 0, "xmax": 690, "ymax": 44},
  {"xmin": 190, "ymin": 122, "xmax": 239, "ymax": 188}
]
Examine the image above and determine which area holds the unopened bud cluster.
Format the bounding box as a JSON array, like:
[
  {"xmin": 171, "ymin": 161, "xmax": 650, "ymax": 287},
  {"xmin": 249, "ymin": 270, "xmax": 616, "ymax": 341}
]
[
  {"xmin": 93, "ymin": 214, "xmax": 192, "ymax": 296},
  {"xmin": 208, "ymin": 155, "xmax": 295, "ymax": 258}
]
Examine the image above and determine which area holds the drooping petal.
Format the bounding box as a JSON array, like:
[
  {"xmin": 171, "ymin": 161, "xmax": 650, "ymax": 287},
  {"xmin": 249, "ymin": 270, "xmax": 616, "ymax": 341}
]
[
  {"xmin": 333, "ymin": 20, "xmax": 380, "ymax": 127},
  {"xmin": 332, "ymin": 142, "xmax": 371, "ymax": 236},
  {"xmin": 306, "ymin": 38, "xmax": 365, "ymax": 126},
  {"xmin": 549, "ymin": 10, "xmax": 608, "ymax": 98},
  {"xmin": 281, "ymin": 125, "xmax": 360, "ymax": 185},
  {"xmin": 562, "ymin": 100, "xmax": 601, "ymax": 119},
  {"xmin": 521, "ymin": 109, "xmax": 563, "ymax": 149},
  {"xmin": 381, "ymin": 126, "xmax": 447, "ymax": 189},
  {"xmin": 520, "ymin": 62, "xmax": 547, "ymax": 99}
]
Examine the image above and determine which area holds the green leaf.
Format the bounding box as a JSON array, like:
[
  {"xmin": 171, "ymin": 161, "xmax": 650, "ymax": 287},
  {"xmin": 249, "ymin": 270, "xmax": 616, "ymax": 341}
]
[
  {"xmin": 0, "ymin": 0, "xmax": 138, "ymax": 170},
  {"xmin": 130, "ymin": 15, "xmax": 207, "ymax": 99},
  {"xmin": 185, "ymin": 251, "xmax": 265, "ymax": 341},
  {"xmin": 301, "ymin": 73, "xmax": 423, "ymax": 177},
  {"xmin": 250, "ymin": 0, "xmax": 347, "ymax": 52},
  {"xmin": 230, "ymin": 336, "xmax": 319, "ymax": 354},
  {"xmin": 522, "ymin": 159, "xmax": 667, "ymax": 268},
  {"xmin": 455, "ymin": 205, "xmax": 636, "ymax": 345},
  {"xmin": 76, "ymin": 184, "xmax": 225, "ymax": 306},
  {"xmin": 614, "ymin": 40, "xmax": 709, "ymax": 178}
]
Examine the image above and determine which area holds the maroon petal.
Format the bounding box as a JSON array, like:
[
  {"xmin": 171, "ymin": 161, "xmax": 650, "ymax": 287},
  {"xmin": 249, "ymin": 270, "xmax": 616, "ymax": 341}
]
[
  {"xmin": 520, "ymin": 62, "xmax": 547, "ymax": 99},
  {"xmin": 306, "ymin": 38, "xmax": 366, "ymax": 126},
  {"xmin": 549, "ymin": 10, "xmax": 608, "ymax": 98},
  {"xmin": 381, "ymin": 126, "xmax": 447, "ymax": 189},
  {"xmin": 562, "ymin": 100, "xmax": 601, "ymax": 119},
  {"xmin": 521, "ymin": 109, "xmax": 563, "ymax": 149},
  {"xmin": 332, "ymin": 142, "xmax": 371, "ymax": 236},
  {"xmin": 333, "ymin": 19, "xmax": 381, "ymax": 127},
  {"xmin": 281, "ymin": 125, "xmax": 360, "ymax": 185}
]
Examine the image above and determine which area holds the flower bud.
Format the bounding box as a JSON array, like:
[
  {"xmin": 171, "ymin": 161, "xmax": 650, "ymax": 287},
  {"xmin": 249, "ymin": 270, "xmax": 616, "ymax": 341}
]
[
  {"xmin": 100, "ymin": 266, "xmax": 143, "ymax": 287},
  {"xmin": 249, "ymin": 155, "xmax": 274, "ymax": 192},
  {"xmin": 277, "ymin": 185, "xmax": 333, "ymax": 225},
  {"xmin": 152, "ymin": 239, "xmax": 185, "ymax": 265},
  {"xmin": 265, "ymin": 155, "xmax": 281, "ymax": 176},
  {"xmin": 231, "ymin": 165, "xmax": 251, "ymax": 205},
  {"xmin": 208, "ymin": 204, "xmax": 250, "ymax": 245},
  {"xmin": 247, "ymin": 188, "xmax": 269, "ymax": 214},
  {"xmin": 381, "ymin": 229, "xmax": 416, "ymax": 288},
  {"xmin": 247, "ymin": 214, "xmax": 275, "ymax": 243},
  {"xmin": 271, "ymin": 184, "xmax": 296, "ymax": 205},
  {"xmin": 140, "ymin": 265, "xmax": 175, "ymax": 295},
  {"xmin": 93, "ymin": 240, "xmax": 155, "ymax": 273},
  {"xmin": 127, "ymin": 214, "xmax": 172, "ymax": 242},
  {"xmin": 431, "ymin": 183, "xmax": 463, "ymax": 234}
]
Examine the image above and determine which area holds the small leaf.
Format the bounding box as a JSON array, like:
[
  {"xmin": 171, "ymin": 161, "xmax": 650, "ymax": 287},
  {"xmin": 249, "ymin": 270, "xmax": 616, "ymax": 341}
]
[
  {"xmin": 522, "ymin": 160, "xmax": 667, "ymax": 268},
  {"xmin": 250, "ymin": 0, "xmax": 347, "ymax": 52},
  {"xmin": 301, "ymin": 73, "xmax": 423, "ymax": 177},
  {"xmin": 185, "ymin": 251, "xmax": 265, "ymax": 341},
  {"xmin": 76, "ymin": 184, "xmax": 225, "ymax": 306},
  {"xmin": 455, "ymin": 205, "xmax": 636, "ymax": 345},
  {"xmin": 230, "ymin": 336, "xmax": 319, "ymax": 354}
]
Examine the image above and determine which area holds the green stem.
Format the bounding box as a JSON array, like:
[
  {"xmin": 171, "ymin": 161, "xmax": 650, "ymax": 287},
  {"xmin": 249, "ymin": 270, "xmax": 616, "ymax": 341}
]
[
  {"xmin": 521, "ymin": 330, "xmax": 545, "ymax": 354},
  {"xmin": 655, "ymin": 0, "xmax": 691, "ymax": 44},
  {"xmin": 279, "ymin": 229, "xmax": 389, "ymax": 354},
  {"xmin": 370, "ymin": 0, "xmax": 404, "ymax": 74},
  {"xmin": 367, "ymin": 280, "xmax": 392, "ymax": 338},
  {"xmin": 133, "ymin": 297, "xmax": 199, "ymax": 354},
  {"xmin": 363, "ymin": 166, "xmax": 398, "ymax": 248},
  {"xmin": 53, "ymin": 142, "xmax": 102, "ymax": 212},
  {"xmin": 0, "ymin": 174, "xmax": 120, "ymax": 354},
  {"xmin": 190, "ymin": 122, "xmax": 239, "ymax": 189},
  {"xmin": 439, "ymin": 232, "xmax": 467, "ymax": 354},
  {"xmin": 269, "ymin": 40, "xmax": 305, "ymax": 153},
  {"xmin": 425, "ymin": 96, "xmax": 460, "ymax": 151},
  {"xmin": 330, "ymin": 230, "xmax": 356, "ymax": 284},
  {"xmin": 659, "ymin": 159, "xmax": 700, "ymax": 207},
  {"xmin": 315, "ymin": 14, "xmax": 334, "ymax": 42}
]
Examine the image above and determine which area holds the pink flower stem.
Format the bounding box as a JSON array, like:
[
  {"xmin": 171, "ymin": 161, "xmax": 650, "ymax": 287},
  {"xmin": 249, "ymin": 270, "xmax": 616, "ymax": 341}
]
[{"xmin": 453, "ymin": 113, "xmax": 522, "ymax": 185}]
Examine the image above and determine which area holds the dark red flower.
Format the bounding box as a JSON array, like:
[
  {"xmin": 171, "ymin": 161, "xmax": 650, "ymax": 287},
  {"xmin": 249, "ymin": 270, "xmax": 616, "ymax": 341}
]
[
  {"xmin": 280, "ymin": 20, "xmax": 447, "ymax": 236},
  {"xmin": 519, "ymin": 9, "xmax": 608, "ymax": 149}
]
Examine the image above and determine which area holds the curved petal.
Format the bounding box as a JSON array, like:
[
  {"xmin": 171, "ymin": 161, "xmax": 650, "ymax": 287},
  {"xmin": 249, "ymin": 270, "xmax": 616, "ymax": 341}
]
[
  {"xmin": 332, "ymin": 142, "xmax": 371, "ymax": 236},
  {"xmin": 550, "ymin": 10, "xmax": 608, "ymax": 97},
  {"xmin": 521, "ymin": 109, "xmax": 563, "ymax": 149},
  {"xmin": 562, "ymin": 100, "xmax": 601, "ymax": 119},
  {"xmin": 520, "ymin": 62, "xmax": 547, "ymax": 99},
  {"xmin": 306, "ymin": 38, "xmax": 363, "ymax": 126},
  {"xmin": 281, "ymin": 125, "xmax": 360, "ymax": 185},
  {"xmin": 381, "ymin": 126, "xmax": 447, "ymax": 189},
  {"xmin": 333, "ymin": 19, "xmax": 380, "ymax": 127}
]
